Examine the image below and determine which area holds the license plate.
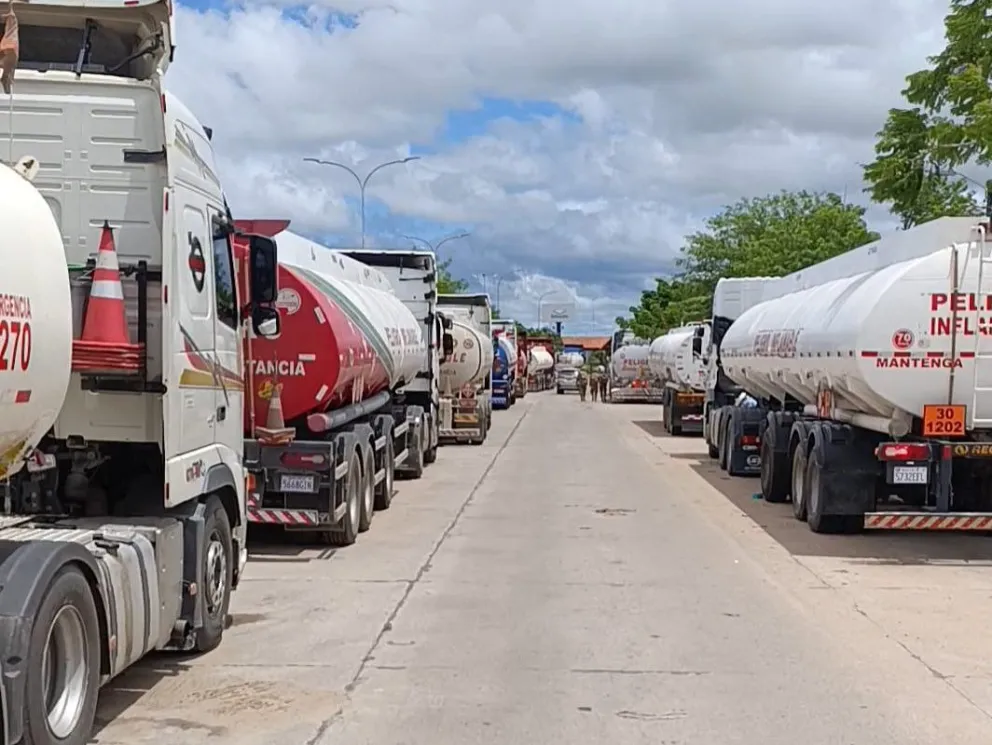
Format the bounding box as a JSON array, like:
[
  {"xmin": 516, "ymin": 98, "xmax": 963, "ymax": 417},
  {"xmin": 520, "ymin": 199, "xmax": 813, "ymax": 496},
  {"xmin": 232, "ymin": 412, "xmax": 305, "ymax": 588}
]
[
  {"xmin": 892, "ymin": 466, "xmax": 928, "ymax": 485},
  {"xmin": 746, "ymin": 455, "xmax": 761, "ymax": 467},
  {"xmin": 280, "ymin": 474, "xmax": 316, "ymax": 492}
]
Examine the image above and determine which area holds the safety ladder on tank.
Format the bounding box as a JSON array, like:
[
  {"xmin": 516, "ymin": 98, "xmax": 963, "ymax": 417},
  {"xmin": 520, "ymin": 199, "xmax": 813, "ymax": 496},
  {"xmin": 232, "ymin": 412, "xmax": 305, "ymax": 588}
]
[{"xmin": 969, "ymin": 223, "xmax": 992, "ymax": 428}]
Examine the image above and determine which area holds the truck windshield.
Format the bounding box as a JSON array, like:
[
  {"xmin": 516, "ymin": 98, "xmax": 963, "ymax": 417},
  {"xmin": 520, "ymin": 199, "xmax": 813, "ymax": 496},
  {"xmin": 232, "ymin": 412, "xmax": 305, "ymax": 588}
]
[{"xmin": 19, "ymin": 18, "xmax": 164, "ymax": 79}]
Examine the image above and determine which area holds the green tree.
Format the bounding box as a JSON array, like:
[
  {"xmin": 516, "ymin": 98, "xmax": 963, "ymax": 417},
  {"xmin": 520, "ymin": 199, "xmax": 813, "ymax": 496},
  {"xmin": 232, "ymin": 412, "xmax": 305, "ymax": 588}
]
[
  {"xmin": 862, "ymin": 0, "xmax": 986, "ymax": 228},
  {"xmin": 678, "ymin": 191, "xmax": 877, "ymax": 287},
  {"xmin": 437, "ymin": 258, "xmax": 469, "ymax": 294}
]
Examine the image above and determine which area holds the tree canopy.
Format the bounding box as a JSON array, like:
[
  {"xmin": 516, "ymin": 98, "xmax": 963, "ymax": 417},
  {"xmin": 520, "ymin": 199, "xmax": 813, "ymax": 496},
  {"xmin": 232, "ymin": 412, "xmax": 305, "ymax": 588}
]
[
  {"xmin": 861, "ymin": 0, "xmax": 986, "ymax": 228},
  {"xmin": 437, "ymin": 258, "xmax": 469, "ymax": 294},
  {"xmin": 619, "ymin": 191, "xmax": 877, "ymax": 340}
]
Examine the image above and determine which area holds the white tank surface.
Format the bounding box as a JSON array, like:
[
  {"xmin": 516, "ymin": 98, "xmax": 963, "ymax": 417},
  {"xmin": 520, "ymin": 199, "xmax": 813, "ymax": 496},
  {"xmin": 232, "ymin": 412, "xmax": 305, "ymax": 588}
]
[
  {"xmin": 0, "ymin": 162, "xmax": 73, "ymax": 479},
  {"xmin": 274, "ymin": 229, "xmax": 395, "ymax": 293},
  {"xmin": 720, "ymin": 222, "xmax": 992, "ymax": 434},
  {"xmin": 611, "ymin": 344, "xmax": 651, "ymax": 382},
  {"xmin": 557, "ymin": 352, "xmax": 584, "ymax": 367},
  {"xmin": 529, "ymin": 347, "xmax": 554, "ymax": 372},
  {"xmin": 441, "ymin": 319, "xmax": 493, "ymax": 390},
  {"xmin": 649, "ymin": 326, "xmax": 707, "ymax": 390}
]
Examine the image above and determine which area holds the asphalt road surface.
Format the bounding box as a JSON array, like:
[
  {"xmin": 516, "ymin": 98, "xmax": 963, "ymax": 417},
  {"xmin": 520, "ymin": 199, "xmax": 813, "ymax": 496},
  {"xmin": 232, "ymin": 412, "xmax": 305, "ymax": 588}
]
[{"xmin": 91, "ymin": 394, "xmax": 992, "ymax": 745}]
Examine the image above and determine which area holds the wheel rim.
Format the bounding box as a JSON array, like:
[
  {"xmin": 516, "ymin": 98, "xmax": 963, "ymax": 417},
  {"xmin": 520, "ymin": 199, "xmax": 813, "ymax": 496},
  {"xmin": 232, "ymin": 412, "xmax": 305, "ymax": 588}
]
[
  {"xmin": 42, "ymin": 605, "xmax": 89, "ymax": 739},
  {"xmin": 205, "ymin": 532, "xmax": 228, "ymax": 620},
  {"xmin": 349, "ymin": 462, "xmax": 360, "ymax": 527},
  {"xmin": 363, "ymin": 456, "xmax": 374, "ymax": 515},
  {"xmin": 792, "ymin": 450, "xmax": 805, "ymax": 512}
]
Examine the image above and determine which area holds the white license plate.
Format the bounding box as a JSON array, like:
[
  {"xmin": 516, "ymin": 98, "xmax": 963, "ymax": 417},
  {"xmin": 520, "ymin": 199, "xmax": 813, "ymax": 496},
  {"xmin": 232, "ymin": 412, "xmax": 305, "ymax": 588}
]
[
  {"xmin": 892, "ymin": 466, "xmax": 928, "ymax": 485},
  {"xmin": 746, "ymin": 455, "xmax": 761, "ymax": 467},
  {"xmin": 280, "ymin": 474, "xmax": 316, "ymax": 492}
]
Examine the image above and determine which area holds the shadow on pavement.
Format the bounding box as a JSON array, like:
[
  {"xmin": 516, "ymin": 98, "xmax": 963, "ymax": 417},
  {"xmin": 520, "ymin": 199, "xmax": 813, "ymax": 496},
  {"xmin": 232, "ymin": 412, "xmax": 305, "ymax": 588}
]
[{"xmin": 635, "ymin": 418, "xmax": 992, "ymax": 564}]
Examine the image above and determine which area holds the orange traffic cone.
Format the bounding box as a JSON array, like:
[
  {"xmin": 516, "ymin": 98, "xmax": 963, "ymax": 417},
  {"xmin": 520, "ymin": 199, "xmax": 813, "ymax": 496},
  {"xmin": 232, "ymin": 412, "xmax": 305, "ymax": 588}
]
[
  {"xmin": 71, "ymin": 221, "xmax": 144, "ymax": 374},
  {"xmin": 266, "ymin": 383, "xmax": 286, "ymax": 429},
  {"xmin": 256, "ymin": 382, "xmax": 294, "ymax": 445},
  {"xmin": 80, "ymin": 222, "xmax": 130, "ymax": 344}
]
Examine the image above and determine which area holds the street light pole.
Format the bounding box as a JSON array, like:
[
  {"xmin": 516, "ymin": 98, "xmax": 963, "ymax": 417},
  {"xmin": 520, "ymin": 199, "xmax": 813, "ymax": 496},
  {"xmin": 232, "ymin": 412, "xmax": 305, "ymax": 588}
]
[
  {"xmin": 402, "ymin": 232, "xmax": 471, "ymax": 263},
  {"xmin": 304, "ymin": 155, "xmax": 421, "ymax": 248},
  {"xmin": 536, "ymin": 290, "xmax": 556, "ymax": 329}
]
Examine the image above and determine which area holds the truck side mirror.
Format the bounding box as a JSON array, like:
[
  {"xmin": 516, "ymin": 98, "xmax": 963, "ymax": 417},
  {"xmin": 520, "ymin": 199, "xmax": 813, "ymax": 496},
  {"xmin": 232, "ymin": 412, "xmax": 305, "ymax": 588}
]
[
  {"xmin": 248, "ymin": 235, "xmax": 278, "ymax": 305},
  {"xmin": 252, "ymin": 306, "xmax": 281, "ymax": 338},
  {"xmin": 442, "ymin": 332, "xmax": 454, "ymax": 359}
]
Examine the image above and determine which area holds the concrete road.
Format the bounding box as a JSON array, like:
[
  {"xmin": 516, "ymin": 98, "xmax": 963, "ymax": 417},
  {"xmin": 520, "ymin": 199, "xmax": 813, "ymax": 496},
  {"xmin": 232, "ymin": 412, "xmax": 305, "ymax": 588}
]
[{"xmin": 92, "ymin": 395, "xmax": 992, "ymax": 744}]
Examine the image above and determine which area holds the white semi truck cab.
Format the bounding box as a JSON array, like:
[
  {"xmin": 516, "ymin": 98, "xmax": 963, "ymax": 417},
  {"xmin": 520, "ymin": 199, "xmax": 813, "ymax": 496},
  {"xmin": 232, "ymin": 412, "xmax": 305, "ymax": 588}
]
[{"xmin": 0, "ymin": 2, "xmax": 280, "ymax": 742}]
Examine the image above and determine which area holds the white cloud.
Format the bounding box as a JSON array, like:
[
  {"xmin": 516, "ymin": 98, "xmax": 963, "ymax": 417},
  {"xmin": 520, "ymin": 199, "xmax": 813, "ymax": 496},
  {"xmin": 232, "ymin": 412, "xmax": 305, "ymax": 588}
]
[{"xmin": 168, "ymin": 0, "xmax": 953, "ymax": 333}]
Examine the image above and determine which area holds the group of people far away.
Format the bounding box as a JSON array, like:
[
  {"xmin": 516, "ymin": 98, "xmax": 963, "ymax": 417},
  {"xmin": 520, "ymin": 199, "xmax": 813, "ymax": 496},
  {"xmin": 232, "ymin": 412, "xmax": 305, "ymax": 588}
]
[{"xmin": 577, "ymin": 367, "xmax": 608, "ymax": 403}]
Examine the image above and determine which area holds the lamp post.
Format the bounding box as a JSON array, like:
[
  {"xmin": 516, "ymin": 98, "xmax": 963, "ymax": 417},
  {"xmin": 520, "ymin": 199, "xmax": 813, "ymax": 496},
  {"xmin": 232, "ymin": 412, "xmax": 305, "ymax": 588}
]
[
  {"xmin": 402, "ymin": 232, "xmax": 471, "ymax": 262},
  {"xmin": 536, "ymin": 290, "xmax": 558, "ymax": 329},
  {"xmin": 303, "ymin": 155, "xmax": 420, "ymax": 248}
]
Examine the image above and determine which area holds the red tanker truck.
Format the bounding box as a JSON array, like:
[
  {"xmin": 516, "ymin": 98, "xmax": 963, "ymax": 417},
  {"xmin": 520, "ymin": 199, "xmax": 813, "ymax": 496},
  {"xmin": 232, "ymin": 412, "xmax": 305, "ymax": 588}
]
[{"xmin": 234, "ymin": 220, "xmax": 430, "ymax": 545}]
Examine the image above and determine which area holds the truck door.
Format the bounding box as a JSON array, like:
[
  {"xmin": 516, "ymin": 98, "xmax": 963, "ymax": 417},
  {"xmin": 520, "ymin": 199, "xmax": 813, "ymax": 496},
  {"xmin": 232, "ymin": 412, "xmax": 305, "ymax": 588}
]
[
  {"xmin": 174, "ymin": 199, "xmax": 218, "ymax": 455},
  {"xmin": 208, "ymin": 208, "xmax": 244, "ymax": 462}
]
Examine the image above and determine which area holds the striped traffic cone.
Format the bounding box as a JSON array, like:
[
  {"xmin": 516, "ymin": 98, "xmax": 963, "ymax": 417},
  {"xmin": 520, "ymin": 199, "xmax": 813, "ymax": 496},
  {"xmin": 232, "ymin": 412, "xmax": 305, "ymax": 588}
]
[
  {"xmin": 71, "ymin": 221, "xmax": 143, "ymax": 374},
  {"xmin": 80, "ymin": 222, "xmax": 130, "ymax": 345},
  {"xmin": 266, "ymin": 383, "xmax": 286, "ymax": 430}
]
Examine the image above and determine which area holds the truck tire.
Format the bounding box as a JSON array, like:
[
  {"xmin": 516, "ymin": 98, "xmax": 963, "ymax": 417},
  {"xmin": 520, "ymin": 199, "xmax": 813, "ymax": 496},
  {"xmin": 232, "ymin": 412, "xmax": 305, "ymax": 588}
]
[
  {"xmin": 330, "ymin": 449, "xmax": 362, "ymax": 546},
  {"xmin": 718, "ymin": 419, "xmax": 729, "ymax": 471},
  {"xmin": 375, "ymin": 435, "xmax": 395, "ymax": 511},
  {"xmin": 707, "ymin": 441, "xmax": 719, "ymax": 459},
  {"xmin": 424, "ymin": 416, "xmax": 438, "ymax": 465},
  {"xmin": 23, "ymin": 565, "xmax": 100, "ymax": 745},
  {"xmin": 760, "ymin": 431, "xmax": 789, "ymax": 503},
  {"xmin": 196, "ymin": 494, "xmax": 234, "ymax": 653},
  {"xmin": 791, "ymin": 442, "xmax": 809, "ymax": 521},
  {"xmin": 358, "ymin": 445, "xmax": 375, "ymax": 533},
  {"xmin": 406, "ymin": 425, "xmax": 425, "ymax": 480}
]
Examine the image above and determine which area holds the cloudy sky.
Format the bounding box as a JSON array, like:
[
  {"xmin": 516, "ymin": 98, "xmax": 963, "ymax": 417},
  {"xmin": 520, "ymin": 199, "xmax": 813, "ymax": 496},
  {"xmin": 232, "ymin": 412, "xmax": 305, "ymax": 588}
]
[{"xmin": 168, "ymin": 0, "xmax": 953, "ymax": 334}]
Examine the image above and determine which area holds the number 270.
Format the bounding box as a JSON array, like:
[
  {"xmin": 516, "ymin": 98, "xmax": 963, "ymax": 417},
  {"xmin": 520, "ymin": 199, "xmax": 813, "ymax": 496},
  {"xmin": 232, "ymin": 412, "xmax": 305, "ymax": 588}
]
[{"xmin": 0, "ymin": 320, "xmax": 32, "ymax": 372}]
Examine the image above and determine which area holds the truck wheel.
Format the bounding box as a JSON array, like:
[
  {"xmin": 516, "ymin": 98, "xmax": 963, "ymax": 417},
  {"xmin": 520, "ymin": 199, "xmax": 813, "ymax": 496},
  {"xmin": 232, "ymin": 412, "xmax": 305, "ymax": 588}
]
[
  {"xmin": 707, "ymin": 442, "xmax": 719, "ymax": 459},
  {"xmin": 424, "ymin": 418, "xmax": 438, "ymax": 464},
  {"xmin": 557, "ymin": 387, "xmax": 563, "ymax": 394},
  {"xmin": 330, "ymin": 449, "xmax": 362, "ymax": 546},
  {"xmin": 358, "ymin": 446, "xmax": 375, "ymax": 533},
  {"xmin": 196, "ymin": 495, "xmax": 234, "ymax": 653},
  {"xmin": 804, "ymin": 452, "xmax": 860, "ymax": 534},
  {"xmin": 791, "ymin": 443, "xmax": 809, "ymax": 521},
  {"xmin": 23, "ymin": 566, "xmax": 100, "ymax": 745},
  {"xmin": 760, "ymin": 436, "xmax": 789, "ymax": 503},
  {"xmin": 407, "ymin": 425, "xmax": 425, "ymax": 480},
  {"xmin": 375, "ymin": 435, "xmax": 395, "ymax": 511}
]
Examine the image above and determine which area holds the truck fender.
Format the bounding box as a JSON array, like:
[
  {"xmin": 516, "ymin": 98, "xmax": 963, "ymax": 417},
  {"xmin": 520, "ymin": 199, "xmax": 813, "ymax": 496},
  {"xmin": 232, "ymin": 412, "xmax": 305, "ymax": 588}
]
[
  {"xmin": 808, "ymin": 422, "xmax": 877, "ymax": 516},
  {"xmin": 0, "ymin": 540, "xmax": 106, "ymax": 745}
]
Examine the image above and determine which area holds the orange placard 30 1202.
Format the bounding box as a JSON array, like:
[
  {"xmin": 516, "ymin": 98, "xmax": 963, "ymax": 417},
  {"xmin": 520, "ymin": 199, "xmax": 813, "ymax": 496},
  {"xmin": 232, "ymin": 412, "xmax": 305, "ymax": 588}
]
[{"xmin": 922, "ymin": 404, "xmax": 966, "ymax": 437}]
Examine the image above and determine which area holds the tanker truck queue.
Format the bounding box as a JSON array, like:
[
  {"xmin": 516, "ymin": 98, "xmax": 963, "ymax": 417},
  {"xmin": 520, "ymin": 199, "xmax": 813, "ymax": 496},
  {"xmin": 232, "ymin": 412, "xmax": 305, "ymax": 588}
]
[
  {"xmin": 657, "ymin": 216, "xmax": 992, "ymax": 536},
  {"xmin": 0, "ymin": 7, "xmax": 545, "ymax": 731}
]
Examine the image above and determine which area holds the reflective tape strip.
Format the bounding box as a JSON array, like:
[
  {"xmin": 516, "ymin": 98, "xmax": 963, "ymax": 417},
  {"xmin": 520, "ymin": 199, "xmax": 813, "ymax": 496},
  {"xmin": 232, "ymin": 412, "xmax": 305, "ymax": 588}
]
[
  {"xmin": 89, "ymin": 280, "xmax": 124, "ymax": 300},
  {"xmin": 95, "ymin": 250, "xmax": 120, "ymax": 271}
]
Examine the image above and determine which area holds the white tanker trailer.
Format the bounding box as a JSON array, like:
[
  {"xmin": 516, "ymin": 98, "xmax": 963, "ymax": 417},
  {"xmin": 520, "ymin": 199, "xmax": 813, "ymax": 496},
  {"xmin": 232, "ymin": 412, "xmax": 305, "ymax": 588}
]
[
  {"xmin": 648, "ymin": 324, "xmax": 709, "ymax": 435},
  {"xmin": 529, "ymin": 346, "xmax": 554, "ymax": 372},
  {"xmin": 709, "ymin": 216, "xmax": 992, "ymax": 535},
  {"xmin": 437, "ymin": 294, "xmax": 494, "ymax": 444},
  {"xmin": 608, "ymin": 341, "xmax": 664, "ymax": 403}
]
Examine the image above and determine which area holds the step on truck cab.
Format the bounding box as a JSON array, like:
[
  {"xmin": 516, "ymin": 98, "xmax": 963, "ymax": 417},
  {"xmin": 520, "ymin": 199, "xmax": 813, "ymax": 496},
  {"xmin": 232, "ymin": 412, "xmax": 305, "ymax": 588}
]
[
  {"xmin": 236, "ymin": 230, "xmax": 430, "ymax": 544},
  {"xmin": 437, "ymin": 293, "xmax": 494, "ymax": 444},
  {"xmin": 0, "ymin": 3, "xmax": 280, "ymax": 741}
]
